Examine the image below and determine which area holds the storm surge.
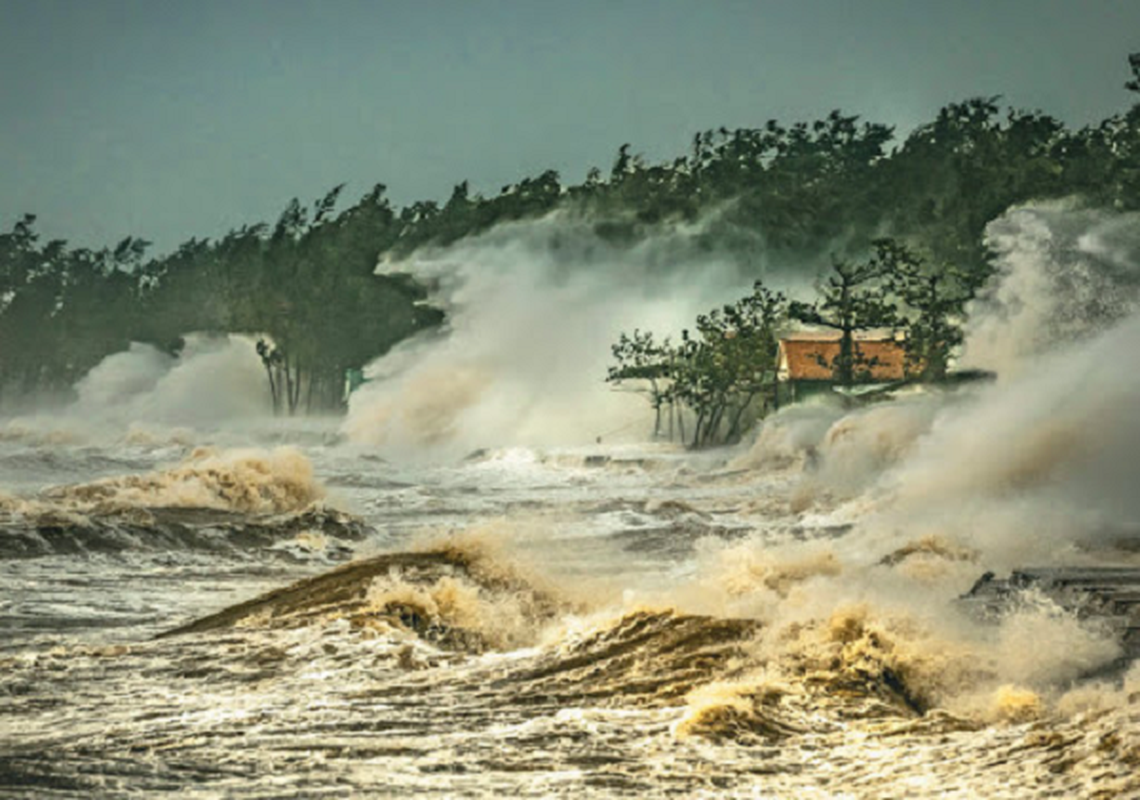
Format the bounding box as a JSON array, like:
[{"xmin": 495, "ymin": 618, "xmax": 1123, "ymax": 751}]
[
  {"xmin": 4, "ymin": 201, "xmax": 1140, "ymax": 798},
  {"xmin": 695, "ymin": 200, "xmax": 1140, "ymax": 705}
]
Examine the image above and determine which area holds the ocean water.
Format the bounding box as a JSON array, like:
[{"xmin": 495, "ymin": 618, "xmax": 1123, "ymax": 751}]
[
  {"xmin": 0, "ymin": 423, "xmax": 1136, "ymax": 799},
  {"xmin": 2, "ymin": 201, "xmax": 1140, "ymax": 798}
]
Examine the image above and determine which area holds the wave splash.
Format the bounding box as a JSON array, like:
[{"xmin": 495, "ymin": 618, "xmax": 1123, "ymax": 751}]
[
  {"xmin": 39, "ymin": 446, "xmax": 323, "ymax": 515},
  {"xmin": 72, "ymin": 334, "xmax": 270, "ymax": 427},
  {"xmin": 0, "ymin": 447, "xmax": 361, "ymax": 560},
  {"xmin": 343, "ymin": 213, "xmax": 762, "ymax": 461}
]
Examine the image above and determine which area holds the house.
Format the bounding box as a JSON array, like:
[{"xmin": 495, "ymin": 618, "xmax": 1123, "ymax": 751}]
[{"xmin": 776, "ymin": 330, "xmax": 909, "ymax": 402}]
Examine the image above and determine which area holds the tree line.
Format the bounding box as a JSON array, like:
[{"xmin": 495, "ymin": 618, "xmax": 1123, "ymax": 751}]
[
  {"xmin": 0, "ymin": 186, "xmax": 443, "ymax": 412},
  {"xmin": 2, "ymin": 54, "xmax": 1137, "ymax": 414},
  {"xmin": 602, "ymin": 54, "xmax": 1139, "ymax": 448}
]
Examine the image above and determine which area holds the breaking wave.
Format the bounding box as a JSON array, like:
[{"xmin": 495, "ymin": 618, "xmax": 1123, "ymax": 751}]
[
  {"xmin": 344, "ymin": 213, "xmax": 761, "ymax": 461},
  {"xmin": 5, "ymin": 202, "xmax": 1140, "ymax": 798},
  {"xmin": 41, "ymin": 446, "xmax": 323, "ymax": 515},
  {"xmin": 0, "ymin": 447, "xmax": 362, "ymax": 560}
]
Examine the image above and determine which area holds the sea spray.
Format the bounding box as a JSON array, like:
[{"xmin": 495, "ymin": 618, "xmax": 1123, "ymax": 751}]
[
  {"xmin": 961, "ymin": 199, "xmax": 1140, "ymax": 376},
  {"xmin": 41, "ymin": 446, "xmax": 323, "ymax": 515},
  {"xmin": 7, "ymin": 203, "xmax": 1140, "ymax": 796},
  {"xmin": 718, "ymin": 202, "xmax": 1140, "ymax": 564},
  {"xmin": 71, "ymin": 333, "xmax": 269, "ymax": 427},
  {"xmin": 73, "ymin": 342, "xmax": 173, "ymax": 409},
  {"xmin": 344, "ymin": 213, "xmax": 766, "ymax": 461}
]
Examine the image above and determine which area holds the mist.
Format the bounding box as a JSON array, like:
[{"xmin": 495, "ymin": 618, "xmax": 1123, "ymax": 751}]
[
  {"xmin": 723, "ymin": 201, "xmax": 1140, "ymax": 576},
  {"xmin": 69, "ymin": 334, "xmax": 270, "ymax": 430},
  {"xmin": 344, "ymin": 212, "xmax": 767, "ymax": 461},
  {"xmin": 961, "ymin": 199, "xmax": 1140, "ymax": 376}
]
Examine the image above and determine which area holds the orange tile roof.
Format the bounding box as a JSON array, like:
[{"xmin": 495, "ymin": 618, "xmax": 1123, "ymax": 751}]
[{"xmin": 778, "ymin": 334, "xmax": 908, "ymax": 382}]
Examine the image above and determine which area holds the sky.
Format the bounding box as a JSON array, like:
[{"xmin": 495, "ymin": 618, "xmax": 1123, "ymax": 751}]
[{"xmin": 1, "ymin": 0, "xmax": 1138, "ymax": 255}]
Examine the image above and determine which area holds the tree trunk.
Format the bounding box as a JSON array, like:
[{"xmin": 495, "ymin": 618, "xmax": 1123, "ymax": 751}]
[
  {"xmin": 727, "ymin": 391, "xmax": 757, "ymax": 443},
  {"xmin": 264, "ymin": 364, "xmax": 280, "ymax": 414},
  {"xmin": 690, "ymin": 411, "xmax": 705, "ymax": 449}
]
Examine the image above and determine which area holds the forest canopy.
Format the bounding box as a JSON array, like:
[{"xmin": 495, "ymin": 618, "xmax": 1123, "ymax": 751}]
[{"xmin": 2, "ymin": 53, "xmax": 1137, "ymax": 414}]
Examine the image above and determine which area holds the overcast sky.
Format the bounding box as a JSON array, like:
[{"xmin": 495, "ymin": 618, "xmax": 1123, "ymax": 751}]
[{"xmin": 2, "ymin": 0, "xmax": 1138, "ymax": 254}]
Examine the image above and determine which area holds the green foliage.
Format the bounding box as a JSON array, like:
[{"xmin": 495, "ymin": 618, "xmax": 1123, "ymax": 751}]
[
  {"xmin": 607, "ymin": 329, "xmax": 674, "ymax": 437},
  {"xmin": 0, "ymin": 215, "xmax": 142, "ymax": 402},
  {"xmin": 0, "ymin": 185, "xmax": 436, "ymax": 413},
  {"xmin": 3, "ymin": 53, "xmax": 1138, "ymax": 414},
  {"xmin": 789, "ymin": 252, "xmax": 898, "ymax": 387},
  {"xmin": 609, "ymin": 237, "xmax": 972, "ymax": 448},
  {"xmin": 878, "ymin": 239, "xmax": 972, "ymax": 381},
  {"xmin": 607, "ymin": 281, "xmax": 787, "ymax": 448},
  {"xmin": 676, "ymin": 282, "xmax": 788, "ymax": 447}
]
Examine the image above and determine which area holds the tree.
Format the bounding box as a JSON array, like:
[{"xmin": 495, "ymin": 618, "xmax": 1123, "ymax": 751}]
[
  {"xmin": 873, "ymin": 239, "xmax": 972, "ymax": 381},
  {"xmin": 7, "ymin": 51, "xmax": 1140, "ymax": 412},
  {"xmin": 789, "ymin": 253, "xmax": 898, "ymax": 387},
  {"xmin": 606, "ymin": 329, "xmax": 675, "ymax": 438},
  {"xmin": 609, "ymin": 281, "xmax": 787, "ymax": 448},
  {"xmin": 675, "ymin": 281, "xmax": 787, "ymax": 447}
]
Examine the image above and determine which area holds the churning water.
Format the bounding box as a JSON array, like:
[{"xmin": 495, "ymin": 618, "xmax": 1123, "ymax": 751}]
[{"xmin": 2, "ymin": 202, "xmax": 1140, "ymax": 798}]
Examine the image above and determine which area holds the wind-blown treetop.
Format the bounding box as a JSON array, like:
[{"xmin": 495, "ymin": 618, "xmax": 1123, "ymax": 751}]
[{"xmin": 2, "ymin": 53, "xmax": 1137, "ymax": 412}]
